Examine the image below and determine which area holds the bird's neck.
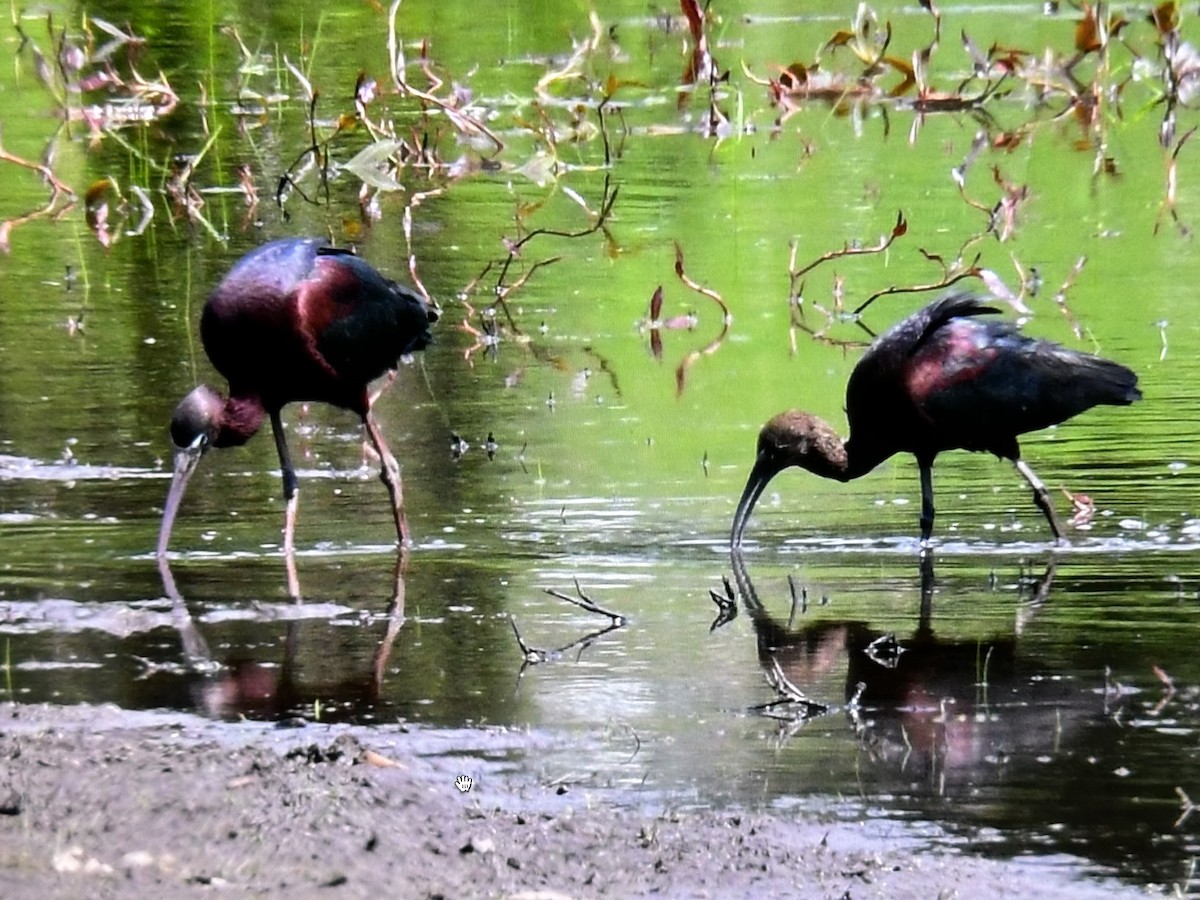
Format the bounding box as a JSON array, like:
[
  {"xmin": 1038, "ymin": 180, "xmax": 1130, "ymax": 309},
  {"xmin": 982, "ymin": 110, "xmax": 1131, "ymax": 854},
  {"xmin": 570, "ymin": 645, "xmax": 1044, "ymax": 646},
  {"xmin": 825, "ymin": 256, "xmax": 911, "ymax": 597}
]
[
  {"xmin": 215, "ymin": 395, "xmax": 266, "ymax": 447},
  {"xmin": 841, "ymin": 436, "xmax": 890, "ymax": 481}
]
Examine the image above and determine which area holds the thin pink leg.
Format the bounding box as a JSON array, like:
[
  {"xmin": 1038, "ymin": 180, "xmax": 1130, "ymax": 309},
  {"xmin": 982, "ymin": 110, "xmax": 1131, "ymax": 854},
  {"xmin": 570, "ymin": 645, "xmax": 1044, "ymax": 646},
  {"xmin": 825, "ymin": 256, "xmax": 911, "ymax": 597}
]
[
  {"xmin": 284, "ymin": 493, "xmax": 299, "ymax": 557},
  {"xmin": 363, "ymin": 411, "xmax": 410, "ymax": 547}
]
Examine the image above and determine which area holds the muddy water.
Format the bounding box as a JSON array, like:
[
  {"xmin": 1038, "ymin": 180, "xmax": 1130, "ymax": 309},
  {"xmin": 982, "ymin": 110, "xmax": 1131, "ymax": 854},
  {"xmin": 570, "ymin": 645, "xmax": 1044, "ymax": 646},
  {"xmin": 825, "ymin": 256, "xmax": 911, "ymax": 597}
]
[{"xmin": 2, "ymin": 0, "xmax": 1200, "ymax": 892}]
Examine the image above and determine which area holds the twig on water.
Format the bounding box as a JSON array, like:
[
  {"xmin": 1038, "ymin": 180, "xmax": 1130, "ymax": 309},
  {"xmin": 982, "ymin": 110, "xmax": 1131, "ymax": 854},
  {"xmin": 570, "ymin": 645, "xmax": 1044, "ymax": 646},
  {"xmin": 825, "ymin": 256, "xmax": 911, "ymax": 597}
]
[
  {"xmin": 708, "ymin": 575, "xmax": 737, "ymax": 631},
  {"xmin": 545, "ymin": 577, "xmax": 626, "ymax": 625}
]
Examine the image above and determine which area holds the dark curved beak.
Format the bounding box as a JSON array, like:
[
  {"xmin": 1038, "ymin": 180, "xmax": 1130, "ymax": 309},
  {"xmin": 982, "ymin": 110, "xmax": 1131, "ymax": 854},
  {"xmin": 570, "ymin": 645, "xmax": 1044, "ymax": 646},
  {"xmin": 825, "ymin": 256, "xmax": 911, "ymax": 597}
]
[
  {"xmin": 156, "ymin": 442, "xmax": 205, "ymax": 559},
  {"xmin": 730, "ymin": 452, "xmax": 783, "ymax": 548}
]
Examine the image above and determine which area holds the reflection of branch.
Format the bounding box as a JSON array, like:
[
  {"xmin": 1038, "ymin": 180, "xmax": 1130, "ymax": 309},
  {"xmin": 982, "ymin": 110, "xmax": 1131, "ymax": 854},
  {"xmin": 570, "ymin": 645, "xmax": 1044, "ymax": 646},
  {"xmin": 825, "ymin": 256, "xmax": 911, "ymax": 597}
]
[
  {"xmin": 673, "ymin": 242, "xmax": 730, "ymax": 395},
  {"xmin": 708, "ymin": 576, "xmax": 737, "ymax": 632},
  {"xmin": 0, "ymin": 127, "xmax": 75, "ymax": 200},
  {"xmin": 0, "ymin": 195, "xmax": 76, "ymax": 255},
  {"xmin": 509, "ymin": 577, "xmax": 628, "ymax": 677},
  {"xmin": 852, "ymin": 267, "xmax": 980, "ymax": 316},
  {"xmin": 1155, "ymin": 126, "xmax": 1197, "ymax": 237},
  {"xmin": 403, "ymin": 189, "xmax": 444, "ymax": 310},
  {"xmin": 494, "ymin": 175, "xmax": 618, "ymax": 295},
  {"xmin": 751, "ymin": 655, "xmax": 830, "ymax": 721},
  {"xmin": 387, "ymin": 0, "xmax": 503, "ymax": 152},
  {"xmin": 789, "ymin": 210, "xmax": 907, "ymax": 286},
  {"xmin": 509, "ymin": 615, "xmax": 623, "ymax": 669},
  {"xmin": 0, "ymin": 126, "xmax": 77, "ymax": 252},
  {"xmin": 1052, "ymin": 256, "xmax": 1087, "ymax": 339},
  {"xmin": 466, "ymin": 175, "xmax": 618, "ymax": 334},
  {"xmin": 275, "ymin": 92, "xmax": 332, "ymax": 213}
]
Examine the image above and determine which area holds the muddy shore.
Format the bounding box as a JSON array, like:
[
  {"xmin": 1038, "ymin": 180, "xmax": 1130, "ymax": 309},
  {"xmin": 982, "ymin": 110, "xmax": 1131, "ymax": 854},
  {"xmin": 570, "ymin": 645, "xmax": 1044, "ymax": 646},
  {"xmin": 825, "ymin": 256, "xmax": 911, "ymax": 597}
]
[{"xmin": 0, "ymin": 703, "xmax": 1153, "ymax": 898}]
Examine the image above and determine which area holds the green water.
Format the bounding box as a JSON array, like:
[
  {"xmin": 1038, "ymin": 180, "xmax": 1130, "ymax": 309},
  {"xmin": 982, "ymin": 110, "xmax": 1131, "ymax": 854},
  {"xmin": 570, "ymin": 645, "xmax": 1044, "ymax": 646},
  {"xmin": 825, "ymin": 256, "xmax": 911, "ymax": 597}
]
[{"xmin": 2, "ymin": 0, "xmax": 1200, "ymax": 890}]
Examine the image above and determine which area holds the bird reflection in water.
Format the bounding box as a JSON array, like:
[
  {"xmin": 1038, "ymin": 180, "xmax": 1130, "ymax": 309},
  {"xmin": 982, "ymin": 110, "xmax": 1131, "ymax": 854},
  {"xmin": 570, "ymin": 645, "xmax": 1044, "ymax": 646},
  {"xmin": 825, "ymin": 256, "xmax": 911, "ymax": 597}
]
[
  {"xmin": 157, "ymin": 550, "xmax": 408, "ymax": 722},
  {"xmin": 725, "ymin": 551, "xmax": 1086, "ymax": 789}
]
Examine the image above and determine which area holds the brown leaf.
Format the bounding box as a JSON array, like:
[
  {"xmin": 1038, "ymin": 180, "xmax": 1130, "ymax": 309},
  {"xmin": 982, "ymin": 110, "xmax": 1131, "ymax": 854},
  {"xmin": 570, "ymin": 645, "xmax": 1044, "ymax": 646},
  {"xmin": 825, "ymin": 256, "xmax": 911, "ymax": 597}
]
[
  {"xmin": 1075, "ymin": 4, "xmax": 1101, "ymax": 53},
  {"xmin": 85, "ymin": 178, "xmax": 118, "ymax": 208},
  {"xmin": 883, "ymin": 56, "xmax": 915, "ymax": 97},
  {"xmin": 1151, "ymin": 2, "xmax": 1178, "ymax": 35},
  {"xmin": 650, "ymin": 285, "xmax": 663, "ymax": 321},
  {"xmin": 783, "ymin": 62, "xmax": 811, "ymax": 86},
  {"xmin": 680, "ymin": 0, "xmax": 704, "ymax": 43},
  {"xmin": 823, "ymin": 30, "xmax": 856, "ymax": 51}
]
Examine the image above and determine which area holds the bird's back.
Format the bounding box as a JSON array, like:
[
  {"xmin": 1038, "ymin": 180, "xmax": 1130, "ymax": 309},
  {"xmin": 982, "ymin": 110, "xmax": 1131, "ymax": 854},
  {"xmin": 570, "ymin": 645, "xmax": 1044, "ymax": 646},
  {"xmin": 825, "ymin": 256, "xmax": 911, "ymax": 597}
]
[
  {"xmin": 200, "ymin": 238, "xmax": 435, "ymax": 409},
  {"xmin": 845, "ymin": 293, "xmax": 1140, "ymax": 462}
]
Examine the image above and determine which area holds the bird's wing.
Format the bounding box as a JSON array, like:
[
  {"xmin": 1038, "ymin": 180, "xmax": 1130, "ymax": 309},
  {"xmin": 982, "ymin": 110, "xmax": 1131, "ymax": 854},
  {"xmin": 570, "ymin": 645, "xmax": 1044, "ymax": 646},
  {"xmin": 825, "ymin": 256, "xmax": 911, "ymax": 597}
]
[
  {"xmin": 846, "ymin": 293, "xmax": 999, "ymax": 420},
  {"xmin": 305, "ymin": 254, "xmax": 435, "ymax": 386},
  {"xmin": 907, "ymin": 319, "xmax": 1138, "ymax": 451},
  {"xmin": 907, "ymin": 292, "xmax": 1002, "ymax": 353}
]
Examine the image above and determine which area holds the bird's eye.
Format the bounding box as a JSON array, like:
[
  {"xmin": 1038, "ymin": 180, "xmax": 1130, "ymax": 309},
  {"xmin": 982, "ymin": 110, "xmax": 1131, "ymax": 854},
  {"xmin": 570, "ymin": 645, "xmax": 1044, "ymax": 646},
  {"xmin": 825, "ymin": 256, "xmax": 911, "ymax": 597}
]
[{"xmin": 188, "ymin": 433, "xmax": 208, "ymax": 452}]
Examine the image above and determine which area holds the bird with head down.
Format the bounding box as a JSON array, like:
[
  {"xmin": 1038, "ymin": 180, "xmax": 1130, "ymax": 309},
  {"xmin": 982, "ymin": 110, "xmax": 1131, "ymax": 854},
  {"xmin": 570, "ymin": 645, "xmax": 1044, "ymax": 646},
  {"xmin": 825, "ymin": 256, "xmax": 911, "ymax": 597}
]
[
  {"xmin": 730, "ymin": 293, "xmax": 1141, "ymax": 548},
  {"xmin": 157, "ymin": 237, "xmax": 438, "ymax": 559}
]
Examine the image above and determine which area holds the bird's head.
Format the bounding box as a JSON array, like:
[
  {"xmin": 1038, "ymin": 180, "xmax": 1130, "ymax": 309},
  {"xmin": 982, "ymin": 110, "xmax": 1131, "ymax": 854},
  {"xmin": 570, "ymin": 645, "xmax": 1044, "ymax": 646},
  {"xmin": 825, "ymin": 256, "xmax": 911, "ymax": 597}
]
[
  {"xmin": 169, "ymin": 385, "xmax": 226, "ymax": 453},
  {"xmin": 730, "ymin": 411, "xmax": 848, "ymax": 548},
  {"xmin": 157, "ymin": 385, "xmax": 226, "ymax": 559}
]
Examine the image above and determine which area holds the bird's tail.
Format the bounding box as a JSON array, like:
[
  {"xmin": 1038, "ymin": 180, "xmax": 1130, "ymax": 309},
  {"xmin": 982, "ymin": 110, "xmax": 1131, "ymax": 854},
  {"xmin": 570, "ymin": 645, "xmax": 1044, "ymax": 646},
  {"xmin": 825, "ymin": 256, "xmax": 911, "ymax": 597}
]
[{"xmin": 1079, "ymin": 354, "xmax": 1142, "ymax": 406}]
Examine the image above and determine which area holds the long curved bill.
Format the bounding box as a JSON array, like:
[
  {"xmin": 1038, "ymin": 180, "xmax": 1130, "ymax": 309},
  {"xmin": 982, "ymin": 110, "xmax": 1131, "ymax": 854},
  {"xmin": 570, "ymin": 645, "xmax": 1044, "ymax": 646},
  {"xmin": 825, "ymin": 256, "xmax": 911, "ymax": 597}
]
[
  {"xmin": 156, "ymin": 443, "xmax": 204, "ymax": 559},
  {"xmin": 730, "ymin": 454, "xmax": 783, "ymax": 548}
]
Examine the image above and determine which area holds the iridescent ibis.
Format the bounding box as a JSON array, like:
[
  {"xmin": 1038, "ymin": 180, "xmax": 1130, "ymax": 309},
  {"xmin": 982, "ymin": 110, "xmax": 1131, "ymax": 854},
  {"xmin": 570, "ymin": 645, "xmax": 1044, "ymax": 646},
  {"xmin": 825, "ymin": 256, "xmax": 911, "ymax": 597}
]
[
  {"xmin": 157, "ymin": 238, "xmax": 438, "ymax": 558},
  {"xmin": 730, "ymin": 293, "xmax": 1141, "ymax": 547}
]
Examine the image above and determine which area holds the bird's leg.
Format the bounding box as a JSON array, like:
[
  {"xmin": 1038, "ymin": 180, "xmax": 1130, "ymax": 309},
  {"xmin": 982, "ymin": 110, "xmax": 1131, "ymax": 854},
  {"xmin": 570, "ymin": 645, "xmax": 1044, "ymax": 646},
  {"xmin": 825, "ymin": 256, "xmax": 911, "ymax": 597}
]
[
  {"xmin": 368, "ymin": 369, "xmax": 398, "ymax": 408},
  {"xmin": 363, "ymin": 372, "xmax": 399, "ymax": 467},
  {"xmin": 363, "ymin": 411, "xmax": 410, "ymax": 547},
  {"xmin": 918, "ymin": 549, "xmax": 935, "ymax": 632},
  {"xmin": 270, "ymin": 411, "xmax": 300, "ymax": 556},
  {"xmin": 1012, "ymin": 458, "xmax": 1066, "ymax": 543},
  {"xmin": 918, "ymin": 456, "xmax": 936, "ymax": 545}
]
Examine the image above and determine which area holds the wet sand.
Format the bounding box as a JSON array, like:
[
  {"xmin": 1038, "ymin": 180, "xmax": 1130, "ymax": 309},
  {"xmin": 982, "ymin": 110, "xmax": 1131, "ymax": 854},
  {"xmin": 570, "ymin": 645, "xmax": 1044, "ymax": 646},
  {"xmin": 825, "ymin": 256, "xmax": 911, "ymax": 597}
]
[{"xmin": 0, "ymin": 703, "xmax": 1152, "ymax": 898}]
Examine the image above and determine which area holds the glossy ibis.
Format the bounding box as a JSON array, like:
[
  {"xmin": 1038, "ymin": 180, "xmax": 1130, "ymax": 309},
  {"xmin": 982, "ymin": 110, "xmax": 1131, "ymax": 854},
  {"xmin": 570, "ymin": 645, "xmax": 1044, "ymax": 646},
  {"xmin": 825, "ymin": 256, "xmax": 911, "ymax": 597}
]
[
  {"xmin": 731, "ymin": 293, "xmax": 1141, "ymax": 547},
  {"xmin": 157, "ymin": 237, "xmax": 438, "ymax": 558}
]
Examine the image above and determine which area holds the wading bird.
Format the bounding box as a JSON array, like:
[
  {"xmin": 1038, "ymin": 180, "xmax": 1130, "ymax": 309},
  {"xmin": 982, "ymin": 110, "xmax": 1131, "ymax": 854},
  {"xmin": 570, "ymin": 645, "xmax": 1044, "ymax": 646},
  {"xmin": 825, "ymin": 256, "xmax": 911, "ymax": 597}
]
[
  {"xmin": 730, "ymin": 293, "xmax": 1140, "ymax": 547},
  {"xmin": 157, "ymin": 238, "xmax": 438, "ymax": 558}
]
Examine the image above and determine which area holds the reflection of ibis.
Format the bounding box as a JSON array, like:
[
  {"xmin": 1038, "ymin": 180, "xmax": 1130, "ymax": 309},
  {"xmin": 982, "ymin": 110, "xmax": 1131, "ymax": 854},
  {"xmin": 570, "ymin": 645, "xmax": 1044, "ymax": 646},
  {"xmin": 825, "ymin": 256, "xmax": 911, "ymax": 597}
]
[
  {"xmin": 727, "ymin": 550, "xmax": 1079, "ymax": 783},
  {"xmin": 158, "ymin": 552, "xmax": 408, "ymax": 723},
  {"xmin": 731, "ymin": 294, "xmax": 1140, "ymax": 545},
  {"xmin": 157, "ymin": 238, "xmax": 438, "ymax": 557}
]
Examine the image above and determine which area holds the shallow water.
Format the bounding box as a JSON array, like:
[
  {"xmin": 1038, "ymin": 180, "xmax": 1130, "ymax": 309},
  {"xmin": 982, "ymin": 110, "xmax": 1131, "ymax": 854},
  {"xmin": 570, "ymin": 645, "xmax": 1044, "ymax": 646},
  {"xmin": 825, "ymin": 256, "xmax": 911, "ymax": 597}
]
[{"xmin": 3, "ymin": 0, "xmax": 1200, "ymax": 892}]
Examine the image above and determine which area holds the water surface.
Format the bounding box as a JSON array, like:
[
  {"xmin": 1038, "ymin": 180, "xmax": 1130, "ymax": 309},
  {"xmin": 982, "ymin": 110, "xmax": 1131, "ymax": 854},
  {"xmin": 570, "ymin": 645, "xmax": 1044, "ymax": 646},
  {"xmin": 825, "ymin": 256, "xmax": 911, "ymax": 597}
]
[{"xmin": 2, "ymin": 0, "xmax": 1200, "ymax": 892}]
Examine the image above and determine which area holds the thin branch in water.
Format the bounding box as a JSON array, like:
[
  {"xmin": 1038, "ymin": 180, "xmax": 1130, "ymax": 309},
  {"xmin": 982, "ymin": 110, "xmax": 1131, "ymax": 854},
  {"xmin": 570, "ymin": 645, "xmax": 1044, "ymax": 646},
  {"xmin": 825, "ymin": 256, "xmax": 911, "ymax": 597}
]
[
  {"xmin": 402, "ymin": 187, "xmax": 444, "ymax": 311},
  {"xmin": 1155, "ymin": 125, "xmax": 1197, "ymax": 237},
  {"xmin": 1052, "ymin": 256, "xmax": 1088, "ymax": 339},
  {"xmin": 509, "ymin": 615, "xmax": 548, "ymax": 665},
  {"xmin": 789, "ymin": 210, "xmax": 908, "ymax": 283},
  {"xmin": 545, "ymin": 577, "xmax": 626, "ymax": 625},
  {"xmin": 709, "ymin": 575, "xmax": 737, "ymax": 632},
  {"xmin": 0, "ymin": 124, "xmax": 76, "ymax": 203},
  {"xmin": 463, "ymin": 175, "xmax": 618, "ymax": 333},
  {"xmin": 673, "ymin": 241, "xmax": 731, "ymax": 394},
  {"xmin": 388, "ymin": 0, "xmax": 503, "ymax": 153}
]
